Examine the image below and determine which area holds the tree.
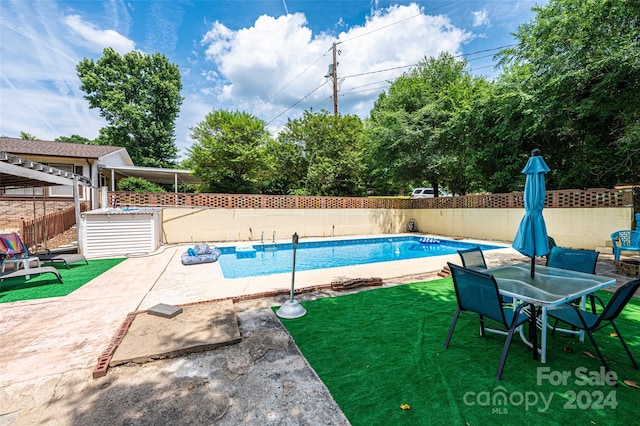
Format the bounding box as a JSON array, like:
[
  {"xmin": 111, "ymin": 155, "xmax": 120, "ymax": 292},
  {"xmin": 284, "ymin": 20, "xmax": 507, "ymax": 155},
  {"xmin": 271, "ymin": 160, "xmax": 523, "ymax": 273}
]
[
  {"xmin": 117, "ymin": 176, "xmax": 166, "ymax": 192},
  {"xmin": 448, "ymin": 71, "xmax": 535, "ymax": 194},
  {"xmin": 55, "ymin": 135, "xmax": 95, "ymax": 144},
  {"xmin": 498, "ymin": 0, "xmax": 640, "ymax": 188},
  {"xmin": 278, "ymin": 110, "xmax": 366, "ymax": 196},
  {"xmin": 366, "ymin": 53, "xmax": 488, "ymax": 194},
  {"xmin": 261, "ymin": 138, "xmax": 307, "ymax": 195},
  {"xmin": 76, "ymin": 48, "xmax": 182, "ymax": 168},
  {"xmin": 188, "ymin": 110, "xmax": 272, "ymax": 193},
  {"xmin": 20, "ymin": 131, "xmax": 39, "ymax": 140}
]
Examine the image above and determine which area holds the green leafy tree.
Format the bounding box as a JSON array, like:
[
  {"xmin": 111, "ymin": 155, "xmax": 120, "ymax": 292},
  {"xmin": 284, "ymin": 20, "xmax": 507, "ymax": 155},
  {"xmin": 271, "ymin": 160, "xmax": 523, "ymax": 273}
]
[
  {"xmin": 448, "ymin": 71, "xmax": 535, "ymax": 194},
  {"xmin": 55, "ymin": 135, "xmax": 95, "ymax": 144},
  {"xmin": 20, "ymin": 131, "xmax": 39, "ymax": 140},
  {"xmin": 188, "ymin": 110, "xmax": 272, "ymax": 193},
  {"xmin": 117, "ymin": 176, "xmax": 166, "ymax": 192},
  {"xmin": 76, "ymin": 48, "xmax": 182, "ymax": 168},
  {"xmin": 366, "ymin": 53, "xmax": 487, "ymax": 194},
  {"xmin": 261, "ymin": 138, "xmax": 307, "ymax": 195},
  {"xmin": 278, "ymin": 110, "xmax": 366, "ymax": 196},
  {"xmin": 498, "ymin": 0, "xmax": 640, "ymax": 188}
]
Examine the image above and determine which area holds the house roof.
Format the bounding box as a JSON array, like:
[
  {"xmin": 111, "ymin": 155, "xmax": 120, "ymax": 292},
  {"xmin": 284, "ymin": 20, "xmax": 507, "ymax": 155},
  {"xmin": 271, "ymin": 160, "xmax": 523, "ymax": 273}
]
[
  {"xmin": 0, "ymin": 137, "xmax": 201, "ymax": 188},
  {"xmin": 0, "ymin": 137, "xmax": 130, "ymax": 161}
]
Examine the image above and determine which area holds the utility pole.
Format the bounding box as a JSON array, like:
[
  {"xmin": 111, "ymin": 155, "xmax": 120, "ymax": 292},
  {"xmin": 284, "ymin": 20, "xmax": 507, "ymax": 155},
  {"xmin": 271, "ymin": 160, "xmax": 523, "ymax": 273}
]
[{"xmin": 331, "ymin": 42, "xmax": 339, "ymax": 117}]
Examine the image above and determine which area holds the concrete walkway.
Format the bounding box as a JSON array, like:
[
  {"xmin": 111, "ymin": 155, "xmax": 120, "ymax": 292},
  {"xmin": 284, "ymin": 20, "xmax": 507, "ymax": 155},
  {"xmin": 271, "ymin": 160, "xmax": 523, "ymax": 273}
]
[{"xmin": 0, "ymin": 236, "xmax": 633, "ymax": 425}]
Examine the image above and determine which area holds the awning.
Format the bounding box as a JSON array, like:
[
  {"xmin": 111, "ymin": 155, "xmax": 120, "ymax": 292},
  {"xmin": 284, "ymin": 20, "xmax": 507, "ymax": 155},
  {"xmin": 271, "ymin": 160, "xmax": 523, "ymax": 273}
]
[{"xmin": 99, "ymin": 165, "xmax": 201, "ymax": 191}]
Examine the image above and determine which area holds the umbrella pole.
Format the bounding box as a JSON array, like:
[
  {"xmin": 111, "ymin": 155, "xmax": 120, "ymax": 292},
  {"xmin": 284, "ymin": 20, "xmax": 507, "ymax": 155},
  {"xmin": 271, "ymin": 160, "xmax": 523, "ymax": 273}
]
[
  {"xmin": 530, "ymin": 256, "xmax": 535, "ymax": 278},
  {"xmin": 531, "ymin": 219, "xmax": 536, "ymax": 278}
]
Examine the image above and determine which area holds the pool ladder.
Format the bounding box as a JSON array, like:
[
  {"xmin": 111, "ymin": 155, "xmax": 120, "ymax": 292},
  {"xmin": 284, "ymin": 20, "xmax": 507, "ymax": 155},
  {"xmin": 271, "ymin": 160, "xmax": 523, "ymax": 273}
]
[{"xmin": 261, "ymin": 231, "xmax": 278, "ymax": 252}]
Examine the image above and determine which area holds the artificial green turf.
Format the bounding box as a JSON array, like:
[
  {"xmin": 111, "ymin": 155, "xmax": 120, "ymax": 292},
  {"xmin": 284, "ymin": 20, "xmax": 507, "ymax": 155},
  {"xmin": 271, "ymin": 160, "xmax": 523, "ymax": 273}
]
[
  {"xmin": 277, "ymin": 279, "xmax": 640, "ymax": 426},
  {"xmin": 0, "ymin": 258, "xmax": 126, "ymax": 303}
]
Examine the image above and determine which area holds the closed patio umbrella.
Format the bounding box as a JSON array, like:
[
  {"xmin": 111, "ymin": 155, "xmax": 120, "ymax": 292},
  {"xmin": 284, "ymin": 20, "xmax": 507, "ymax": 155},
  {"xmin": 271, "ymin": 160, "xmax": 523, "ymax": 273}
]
[{"xmin": 512, "ymin": 149, "xmax": 551, "ymax": 278}]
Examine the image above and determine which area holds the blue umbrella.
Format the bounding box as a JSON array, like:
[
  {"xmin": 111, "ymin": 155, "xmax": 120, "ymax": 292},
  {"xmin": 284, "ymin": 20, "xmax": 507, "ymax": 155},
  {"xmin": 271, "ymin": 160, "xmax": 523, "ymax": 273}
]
[{"xmin": 512, "ymin": 149, "xmax": 551, "ymax": 278}]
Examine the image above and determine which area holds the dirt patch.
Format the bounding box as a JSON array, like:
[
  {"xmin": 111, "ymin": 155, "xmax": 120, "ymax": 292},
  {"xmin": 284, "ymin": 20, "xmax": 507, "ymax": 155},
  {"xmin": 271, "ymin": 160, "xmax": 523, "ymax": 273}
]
[{"xmin": 37, "ymin": 226, "xmax": 78, "ymax": 251}]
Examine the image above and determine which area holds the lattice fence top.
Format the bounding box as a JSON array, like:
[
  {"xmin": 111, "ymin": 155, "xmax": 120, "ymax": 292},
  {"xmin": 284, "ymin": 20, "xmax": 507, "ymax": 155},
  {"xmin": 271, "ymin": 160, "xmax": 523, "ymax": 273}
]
[{"xmin": 108, "ymin": 188, "xmax": 633, "ymax": 209}]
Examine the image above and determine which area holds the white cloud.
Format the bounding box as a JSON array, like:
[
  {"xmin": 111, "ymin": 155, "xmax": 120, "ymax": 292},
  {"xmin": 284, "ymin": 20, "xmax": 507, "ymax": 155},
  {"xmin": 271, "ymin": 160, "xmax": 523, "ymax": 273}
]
[
  {"xmin": 0, "ymin": 0, "xmax": 128, "ymax": 141},
  {"xmin": 1, "ymin": 78, "xmax": 105, "ymax": 140},
  {"xmin": 64, "ymin": 14, "xmax": 135, "ymax": 54},
  {"xmin": 471, "ymin": 9, "xmax": 490, "ymax": 27},
  {"xmin": 2, "ymin": 0, "xmax": 509, "ymax": 157},
  {"xmin": 174, "ymin": 91, "xmax": 217, "ymax": 158},
  {"xmin": 199, "ymin": 4, "xmax": 471, "ymax": 130}
]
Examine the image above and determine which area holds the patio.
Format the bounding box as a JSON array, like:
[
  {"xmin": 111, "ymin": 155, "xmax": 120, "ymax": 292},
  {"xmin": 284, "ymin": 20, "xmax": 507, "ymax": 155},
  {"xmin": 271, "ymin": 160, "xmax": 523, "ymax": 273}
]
[{"xmin": 0, "ymin": 237, "xmax": 637, "ymax": 425}]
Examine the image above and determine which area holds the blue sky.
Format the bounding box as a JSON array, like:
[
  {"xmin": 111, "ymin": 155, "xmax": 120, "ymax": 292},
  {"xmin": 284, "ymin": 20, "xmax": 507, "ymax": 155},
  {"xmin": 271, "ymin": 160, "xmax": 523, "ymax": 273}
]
[{"xmin": 0, "ymin": 0, "xmax": 546, "ymax": 160}]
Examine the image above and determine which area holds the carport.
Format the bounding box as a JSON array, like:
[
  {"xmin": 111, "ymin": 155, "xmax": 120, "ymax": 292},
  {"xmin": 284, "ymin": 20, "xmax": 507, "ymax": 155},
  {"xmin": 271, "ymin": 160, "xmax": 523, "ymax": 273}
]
[{"xmin": 99, "ymin": 165, "xmax": 201, "ymax": 193}]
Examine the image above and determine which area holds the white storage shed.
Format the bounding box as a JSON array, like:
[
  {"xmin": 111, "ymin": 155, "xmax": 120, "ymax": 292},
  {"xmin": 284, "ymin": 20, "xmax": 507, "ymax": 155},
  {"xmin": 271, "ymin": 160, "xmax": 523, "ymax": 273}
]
[{"xmin": 81, "ymin": 207, "xmax": 163, "ymax": 258}]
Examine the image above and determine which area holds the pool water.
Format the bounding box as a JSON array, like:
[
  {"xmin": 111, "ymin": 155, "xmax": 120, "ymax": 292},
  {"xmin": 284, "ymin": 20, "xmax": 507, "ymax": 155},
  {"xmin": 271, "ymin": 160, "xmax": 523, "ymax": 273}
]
[{"xmin": 217, "ymin": 236, "xmax": 502, "ymax": 279}]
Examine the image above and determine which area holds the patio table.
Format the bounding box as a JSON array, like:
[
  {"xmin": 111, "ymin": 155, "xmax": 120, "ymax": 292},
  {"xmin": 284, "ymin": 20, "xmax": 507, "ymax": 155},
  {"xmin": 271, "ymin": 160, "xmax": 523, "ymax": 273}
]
[
  {"xmin": 487, "ymin": 263, "xmax": 617, "ymax": 363},
  {"xmin": 1, "ymin": 256, "xmax": 41, "ymax": 280}
]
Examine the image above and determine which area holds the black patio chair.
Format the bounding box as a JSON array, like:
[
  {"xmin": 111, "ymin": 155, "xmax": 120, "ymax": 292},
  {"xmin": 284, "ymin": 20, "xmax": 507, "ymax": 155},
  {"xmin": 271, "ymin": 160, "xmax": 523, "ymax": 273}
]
[
  {"xmin": 547, "ymin": 278, "xmax": 640, "ymax": 374},
  {"xmin": 445, "ymin": 262, "xmax": 537, "ymax": 380}
]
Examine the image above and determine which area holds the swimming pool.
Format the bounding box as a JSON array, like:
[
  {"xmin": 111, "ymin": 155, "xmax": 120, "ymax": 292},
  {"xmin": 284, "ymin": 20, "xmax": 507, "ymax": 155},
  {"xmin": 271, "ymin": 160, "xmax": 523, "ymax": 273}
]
[{"xmin": 217, "ymin": 236, "xmax": 502, "ymax": 279}]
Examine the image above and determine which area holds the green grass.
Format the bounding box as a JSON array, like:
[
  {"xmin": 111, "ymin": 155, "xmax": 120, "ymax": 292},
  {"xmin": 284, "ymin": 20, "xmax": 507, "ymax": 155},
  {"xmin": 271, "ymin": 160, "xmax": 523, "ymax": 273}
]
[
  {"xmin": 277, "ymin": 279, "xmax": 640, "ymax": 425},
  {"xmin": 0, "ymin": 258, "xmax": 126, "ymax": 303}
]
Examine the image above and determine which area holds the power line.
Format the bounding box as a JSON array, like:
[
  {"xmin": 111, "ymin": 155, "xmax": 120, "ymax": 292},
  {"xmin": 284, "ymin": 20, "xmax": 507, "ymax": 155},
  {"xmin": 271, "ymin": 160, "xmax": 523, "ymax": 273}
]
[
  {"xmin": 272, "ymin": 94, "xmax": 334, "ymax": 134},
  {"xmin": 459, "ymin": 44, "xmax": 519, "ymax": 59},
  {"xmin": 345, "ymin": 78, "xmax": 394, "ymax": 92},
  {"xmin": 342, "ymin": 84, "xmax": 391, "ymax": 96},
  {"xmin": 341, "ymin": 64, "xmax": 414, "ymax": 80},
  {"xmin": 265, "ymin": 42, "xmax": 518, "ymax": 126},
  {"xmin": 467, "ymin": 63, "xmax": 498, "ymax": 72},
  {"xmin": 266, "ymin": 80, "xmax": 330, "ymax": 125},
  {"xmin": 252, "ymin": 49, "xmax": 331, "ymax": 116},
  {"xmin": 260, "ymin": 0, "xmax": 515, "ymax": 127},
  {"xmin": 340, "ymin": 44, "xmax": 518, "ymax": 81}
]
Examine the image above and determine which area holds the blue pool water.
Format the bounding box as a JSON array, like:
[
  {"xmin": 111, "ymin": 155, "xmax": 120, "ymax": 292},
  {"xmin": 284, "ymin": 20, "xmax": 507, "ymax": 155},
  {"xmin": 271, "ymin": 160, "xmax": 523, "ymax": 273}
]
[{"xmin": 217, "ymin": 236, "xmax": 502, "ymax": 279}]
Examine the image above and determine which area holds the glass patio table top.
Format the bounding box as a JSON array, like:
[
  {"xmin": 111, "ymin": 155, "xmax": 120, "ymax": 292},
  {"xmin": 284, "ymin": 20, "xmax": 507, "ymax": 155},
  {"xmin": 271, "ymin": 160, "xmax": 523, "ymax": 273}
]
[
  {"xmin": 487, "ymin": 263, "xmax": 617, "ymax": 363},
  {"xmin": 488, "ymin": 263, "xmax": 614, "ymax": 305}
]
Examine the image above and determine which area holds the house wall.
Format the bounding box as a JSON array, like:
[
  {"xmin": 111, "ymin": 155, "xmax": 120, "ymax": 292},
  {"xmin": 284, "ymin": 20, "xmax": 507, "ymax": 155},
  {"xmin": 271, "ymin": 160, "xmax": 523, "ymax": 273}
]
[{"xmin": 160, "ymin": 206, "xmax": 633, "ymax": 250}]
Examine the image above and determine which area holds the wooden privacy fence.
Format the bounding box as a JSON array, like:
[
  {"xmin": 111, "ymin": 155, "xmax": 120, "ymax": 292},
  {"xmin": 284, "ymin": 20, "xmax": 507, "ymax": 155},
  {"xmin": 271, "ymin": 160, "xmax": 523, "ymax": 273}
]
[{"xmin": 21, "ymin": 201, "xmax": 89, "ymax": 250}]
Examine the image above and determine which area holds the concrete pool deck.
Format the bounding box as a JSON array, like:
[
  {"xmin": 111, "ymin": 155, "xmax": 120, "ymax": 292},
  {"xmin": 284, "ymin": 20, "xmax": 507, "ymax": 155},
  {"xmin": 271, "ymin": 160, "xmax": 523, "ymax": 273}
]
[
  {"xmin": 1, "ymin": 234, "xmax": 632, "ymax": 424},
  {"xmin": 3, "ymin": 235, "xmax": 515, "ymax": 382},
  {"xmin": 135, "ymin": 235, "xmax": 515, "ymax": 310}
]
